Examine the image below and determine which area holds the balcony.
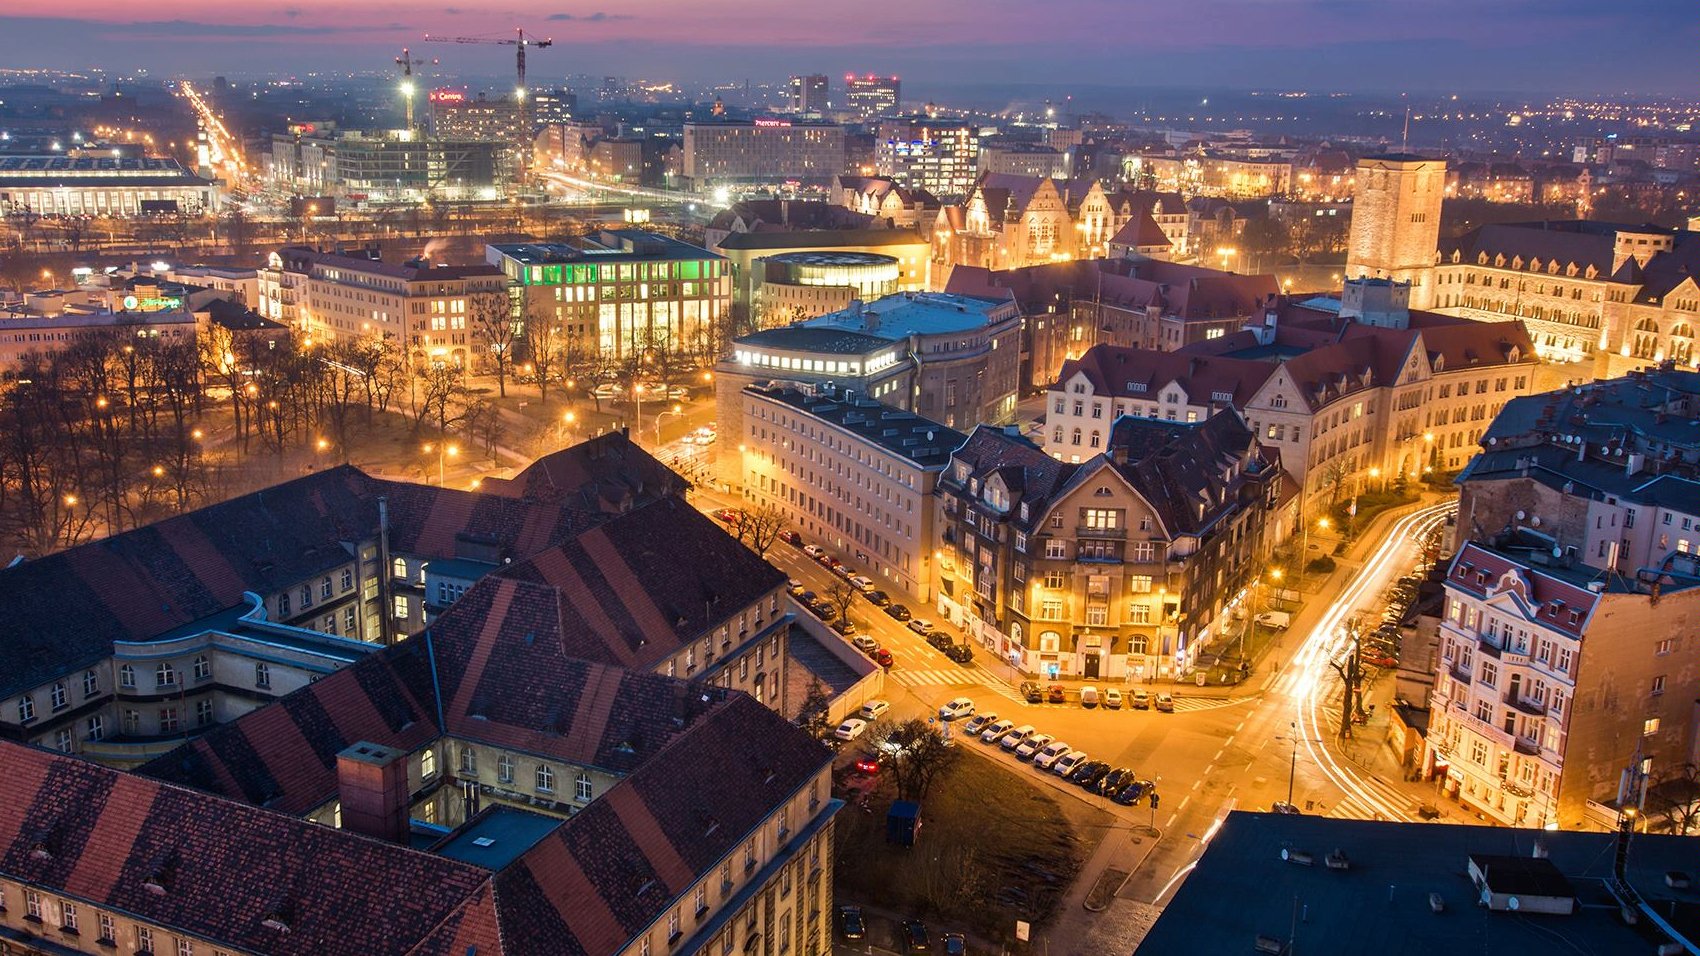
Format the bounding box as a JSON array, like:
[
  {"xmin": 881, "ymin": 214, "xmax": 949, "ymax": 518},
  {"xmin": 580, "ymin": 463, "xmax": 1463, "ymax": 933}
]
[
  {"xmin": 1076, "ymin": 525, "xmax": 1126, "ymax": 539},
  {"xmin": 1447, "ymin": 661, "xmax": 1472, "ymax": 685},
  {"xmin": 1513, "ymin": 736, "xmax": 1542, "ymax": 757},
  {"xmin": 1505, "ymin": 694, "xmax": 1544, "ymax": 717}
]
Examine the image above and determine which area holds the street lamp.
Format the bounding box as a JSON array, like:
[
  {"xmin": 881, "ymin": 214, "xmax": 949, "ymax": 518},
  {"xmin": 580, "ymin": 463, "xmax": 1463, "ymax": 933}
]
[
  {"xmin": 654, "ymin": 403, "xmax": 684, "ymax": 445},
  {"xmin": 423, "ymin": 442, "xmax": 458, "ymax": 486}
]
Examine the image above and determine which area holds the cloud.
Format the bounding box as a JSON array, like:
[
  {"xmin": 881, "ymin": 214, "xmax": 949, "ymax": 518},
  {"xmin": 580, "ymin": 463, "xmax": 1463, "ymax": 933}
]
[
  {"xmin": 546, "ymin": 11, "xmax": 632, "ymax": 21},
  {"xmin": 0, "ymin": 15, "xmax": 341, "ymax": 37}
]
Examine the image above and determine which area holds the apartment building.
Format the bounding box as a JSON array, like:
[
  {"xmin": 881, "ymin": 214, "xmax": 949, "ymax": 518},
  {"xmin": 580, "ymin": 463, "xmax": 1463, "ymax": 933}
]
[
  {"xmin": 256, "ymin": 245, "xmax": 508, "ymax": 364},
  {"xmin": 487, "ymin": 230, "xmax": 730, "ymax": 361},
  {"xmin": 934, "ymin": 411, "xmax": 1283, "ymax": 679},
  {"xmin": 682, "ymin": 120, "xmax": 847, "ymax": 186},
  {"xmin": 1427, "ymin": 535, "xmax": 1700, "ymax": 830},
  {"xmin": 1454, "ymin": 364, "xmax": 1700, "ymax": 578},
  {"xmin": 1039, "ymin": 284, "xmax": 1543, "ymax": 513},
  {"xmin": 741, "ymin": 383, "xmax": 966, "ymax": 599}
]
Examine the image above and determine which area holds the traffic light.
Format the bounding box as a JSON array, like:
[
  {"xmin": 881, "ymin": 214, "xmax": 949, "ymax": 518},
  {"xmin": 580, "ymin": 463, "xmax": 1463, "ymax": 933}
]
[{"xmin": 1149, "ymin": 791, "xmax": 1160, "ymax": 809}]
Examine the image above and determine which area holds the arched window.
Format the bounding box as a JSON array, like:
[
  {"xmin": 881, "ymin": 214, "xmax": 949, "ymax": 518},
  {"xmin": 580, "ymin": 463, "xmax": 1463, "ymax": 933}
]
[{"xmin": 1039, "ymin": 631, "xmax": 1061, "ymax": 652}]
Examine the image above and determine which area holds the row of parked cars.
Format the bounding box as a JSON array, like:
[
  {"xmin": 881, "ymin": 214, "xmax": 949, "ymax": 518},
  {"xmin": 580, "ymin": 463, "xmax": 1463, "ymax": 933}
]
[
  {"xmin": 1017, "ymin": 681, "xmax": 1174, "ymax": 711},
  {"xmin": 1358, "ymin": 569, "xmax": 1425, "ymax": 668},
  {"xmin": 838, "ymin": 906, "xmax": 965, "ymax": 953},
  {"xmin": 936, "ymin": 699, "xmax": 1159, "ymax": 807}
]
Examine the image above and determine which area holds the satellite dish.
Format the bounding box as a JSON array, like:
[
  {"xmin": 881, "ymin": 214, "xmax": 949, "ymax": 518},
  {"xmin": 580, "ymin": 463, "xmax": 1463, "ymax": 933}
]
[
  {"xmin": 1508, "ymin": 897, "xmax": 1521, "ymax": 911},
  {"xmin": 1530, "ymin": 516, "xmax": 1542, "ymax": 527},
  {"xmin": 1552, "ymin": 547, "xmax": 1563, "ymax": 558},
  {"xmin": 1515, "ymin": 510, "xmax": 1526, "ymax": 521}
]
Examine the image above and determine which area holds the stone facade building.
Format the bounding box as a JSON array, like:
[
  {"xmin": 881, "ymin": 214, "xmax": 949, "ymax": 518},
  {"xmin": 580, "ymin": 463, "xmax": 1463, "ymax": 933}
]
[
  {"xmin": 933, "ymin": 411, "xmax": 1283, "ymax": 680},
  {"xmin": 740, "ymin": 384, "xmax": 965, "ymax": 600},
  {"xmin": 1345, "ymin": 154, "xmax": 1447, "ymax": 310}
]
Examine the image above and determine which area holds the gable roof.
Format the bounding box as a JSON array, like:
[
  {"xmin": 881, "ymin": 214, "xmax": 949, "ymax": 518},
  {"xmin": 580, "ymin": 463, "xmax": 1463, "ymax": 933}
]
[
  {"xmin": 1103, "ymin": 411, "xmax": 1265, "ymax": 536},
  {"xmin": 1054, "ymin": 344, "xmax": 1277, "ymax": 405},
  {"xmin": 478, "ymin": 431, "xmax": 688, "ymax": 511}
]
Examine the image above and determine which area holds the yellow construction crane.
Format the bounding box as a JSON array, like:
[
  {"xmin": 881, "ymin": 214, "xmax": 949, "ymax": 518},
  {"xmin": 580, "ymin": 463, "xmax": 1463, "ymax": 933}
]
[{"xmin": 394, "ymin": 47, "xmax": 436, "ymax": 135}]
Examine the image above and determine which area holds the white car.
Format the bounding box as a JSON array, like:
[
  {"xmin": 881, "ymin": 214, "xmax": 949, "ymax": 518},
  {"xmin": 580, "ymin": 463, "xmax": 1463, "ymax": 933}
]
[
  {"xmin": 963, "ymin": 712, "xmax": 997, "ymax": 736},
  {"xmin": 834, "ymin": 718, "xmax": 868, "ymax": 741},
  {"xmin": 1000, "ymin": 725, "xmax": 1037, "ymax": 752},
  {"xmin": 1051, "ymin": 750, "xmax": 1089, "ymax": 776},
  {"xmin": 859, "ymin": 699, "xmax": 890, "ymax": 721},
  {"xmin": 937, "ymin": 697, "xmax": 976, "ymax": 721},
  {"xmin": 979, "ymin": 718, "xmax": 1015, "ymax": 744},
  {"xmin": 849, "ymin": 575, "xmax": 876, "ymax": 593},
  {"xmin": 1032, "ymin": 740, "xmax": 1073, "ymax": 769},
  {"xmin": 1014, "ymin": 733, "xmax": 1054, "ymax": 760},
  {"xmin": 1104, "ymin": 688, "xmax": 1123, "ymax": 710},
  {"xmin": 803, "ymin": 545, "xmax": 825, "ymax": 559}
]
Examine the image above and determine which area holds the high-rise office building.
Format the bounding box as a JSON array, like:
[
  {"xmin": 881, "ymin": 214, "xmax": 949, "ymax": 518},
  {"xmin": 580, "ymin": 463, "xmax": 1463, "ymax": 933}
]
[
  {"xmin": 845, "ymin": 74, "xmax": 901, "ymax": 121},
  {"xmin": 875, "ymin": 118, "xmax": 979, "ymax": 198},
  {"xmin": 789, "ymin": 73, "xmax": 829, "ymax": 113},
  {"xmin": 532, "ymin": 87, "xmax": 578, "ymax": 128}
]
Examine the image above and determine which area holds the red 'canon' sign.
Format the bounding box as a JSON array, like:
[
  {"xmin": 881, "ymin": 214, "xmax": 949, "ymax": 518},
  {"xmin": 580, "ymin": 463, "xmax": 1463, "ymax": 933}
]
[{"xmin": 429, "ymin": 89, "xmax": 466, "ymax": 104}]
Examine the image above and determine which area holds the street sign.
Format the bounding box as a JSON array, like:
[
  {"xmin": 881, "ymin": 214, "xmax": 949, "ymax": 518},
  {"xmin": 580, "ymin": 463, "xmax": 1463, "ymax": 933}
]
[{"xmin": 1015, "ymin": 921, "xmax": 1030, "ymax": 942}]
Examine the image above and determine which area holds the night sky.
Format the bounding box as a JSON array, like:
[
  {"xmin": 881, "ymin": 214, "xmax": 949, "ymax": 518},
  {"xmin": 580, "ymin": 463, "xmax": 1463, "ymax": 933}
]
[{"xmin": 0, "ymin": 0, "xmax": 1690, "ymax": 96}]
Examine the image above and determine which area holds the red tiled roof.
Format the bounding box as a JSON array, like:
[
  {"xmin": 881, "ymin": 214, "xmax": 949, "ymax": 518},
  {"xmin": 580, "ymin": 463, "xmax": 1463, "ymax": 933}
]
[
  {"xmin": 1447, "ymin": 542, "xmax": 1599, "ymax": 638},
  {"xmin": 1053, "ymin": 344, "xmax": 1276, "ymax": 405},
  {"xmin": 0, "ymin": 742, "xmax": 493, "ymax": 956}
]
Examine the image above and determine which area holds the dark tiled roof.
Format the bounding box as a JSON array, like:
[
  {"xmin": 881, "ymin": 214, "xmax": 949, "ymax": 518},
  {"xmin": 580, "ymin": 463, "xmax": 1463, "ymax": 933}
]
[
  {"xmin": 1438, "ymin": 221, "xmax": 1671, "ymax": 275},
  {"xmin": 1103, "ymin": 410, "xmax": 1264, "ymax": 536},
  {"xmin": 744, "ymin": 384, "xmax": 968, "ymax": 468},
  {"xmin": 479, "ymin": 431, "xmax": 689, "ymax": 511},
  {"xmin": 947, "ymin": 425, "xmax": 1079, "ymax": 530},
  {"xmin": 1054, "ymin": 345, "xmax": 1276, "ymax": 405}
]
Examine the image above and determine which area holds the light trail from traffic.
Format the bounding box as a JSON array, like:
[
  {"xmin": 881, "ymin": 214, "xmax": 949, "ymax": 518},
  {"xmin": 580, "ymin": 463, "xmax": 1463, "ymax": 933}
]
[
  {"xmin": 177, "ymin": 81, "xmax": 249, "ymax": 189},
  {"xmin": 1284, "ymin": 501, "xmax": 1456, "ymax": 821}
]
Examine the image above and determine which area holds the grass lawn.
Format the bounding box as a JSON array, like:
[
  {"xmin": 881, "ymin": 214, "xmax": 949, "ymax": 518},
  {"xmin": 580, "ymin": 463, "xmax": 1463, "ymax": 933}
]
[{"xmin": 833, "ymin": 748, "xmax": 1110, "ymax": 941}]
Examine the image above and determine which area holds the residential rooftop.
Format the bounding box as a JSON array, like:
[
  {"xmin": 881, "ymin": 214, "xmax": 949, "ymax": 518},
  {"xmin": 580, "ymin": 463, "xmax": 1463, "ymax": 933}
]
[
  {"xmin": 745, "ymin": 383, "xmax": 968, "ymax": 468},
  {"xmin": 1137, "ymin": 811, "xmax": 1700, "ymax": 956}
]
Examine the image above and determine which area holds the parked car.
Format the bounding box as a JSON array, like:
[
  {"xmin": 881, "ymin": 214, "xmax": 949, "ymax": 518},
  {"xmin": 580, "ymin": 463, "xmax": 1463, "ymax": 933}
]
[
  {"xmin": 874, "ymin": 648, "xmax": 895, "ymax": 668},
  {"xmin": 1014, "ymin": 733, "xmax": 1054, "ymax": 760},
  {"xmin": 859, "ymin": 699, "xmax": 890, "ymax": 721},
  {"xmin": 927, "ymin": 632, "xmax": 953, "ymax": 652},
  {"xmin": 834, "ymin": 718, "xmax": 868, "ymax": 741},
  {"xmin": 852, "ymin": 634, "xmax": 879, "ymax": 654},
  {"xmin": 1113, "ymin": 779, "xmax": 1154, "ymax": 805},
  {"xmin": 944, "ymin": 644, "xmax": 973, "ymax": 664},
  {"xmin": 806, "ymin": 601, "xmax": 836, "ymax": 622},
  {"xmin": 1154, "ymin": 692, "xmax": 1175, "ymax": 713},
  {"xmin": 712, "ymin": 507, "xmax": 743, "ymax": 524},
  {"xmin": 1079, "ymin": 685, "xmax": 1100, "ymax": 709},
  {"xmin": 1047, "ymin": 684, "xmax": 1066, "ymax": 704},
  {"xmin": 1104, "ymin": 688, "xmax": 1123, "ymax": 710},
  {"xmin": 941, "ymin": 933, "xmax": 966, "ymax": 956},
  {"xmin": 901, "ymin": 920, "xmax": 930, "ymax": 953},
  {"xmin": 1131, "ymin": 689, "xmax": 1151, "ymax": 710},
  {"xmin": 849, "ymin": 575, "xmax": 876, "ymax": 593},
  {"xmin": 963, "ymin": 712, "xmax": 998, "ymax": 736},
  {"xmin": 839, "ymin": 906, "xmax": 866, "ymax": 940},
  {"xmin": 1033, "ymin": 739, "xmax": 1074, "ymax": 770},
  {"xmin": 885, "ymin": 603, "xmax": 913, "ymax": 621},
  {"xmin": 1052, "ymin": 750, "xmax": 1089, "ymax": 777},
  {"xmin": 1020, "ymin": 681, "xmax": 1044, "ymax": 703},
  {"xmin": 999, "ymin": 725, "xmax": 1037, "ymax": 752},
  {"xmin": 979, "ymin": 719, "xmax": 1016, "ymax": 744},
  {"xmin": 803, "ymin": 544, "xmax": 825, "ymax": 559},
  {"xmin": 907, "ymin": 619, "xmax": 936, "ymax": 636},
  {"xmin": 1099, "ymin": 767, "xmax": 1136, "ymax": 794},
  {"xmin": 853, "ymin": 753, "xmax": 880, "ymax": 775},
  {"xmin": 831, "ymin": 618, "xmax": 858, "ymax": 637},
  {"xmin": 938, "ymin": 697, "xmax": 976, "ymax": 721},
  {"xmin": 787, "ymin": 579, "xmax": 806, "ymax": 597},
  {"xmin": 1072, "ymin": 761, "xmax": 1111, "ymax": 789},
  {"xmin": 779, "ymin": 530, "xmax": 802, "ymax": 546},
  {"xmin": 1255, "ymin": 610, "xmax": 1292, "ymax": 630},
  {"xmin": 798, "ymin": 590, "xmax": 817, "ymax": 605},
  {"xmin": 865, "ymin": 589, "xmax": 891, "ymax": 607},
  {"xmin": 833, "ymin": 564, "xmax": 855, "ymax": 578},
  {"xmin": 1363, "ymin": 652, "xmax": 1398, "ymax": 668}
]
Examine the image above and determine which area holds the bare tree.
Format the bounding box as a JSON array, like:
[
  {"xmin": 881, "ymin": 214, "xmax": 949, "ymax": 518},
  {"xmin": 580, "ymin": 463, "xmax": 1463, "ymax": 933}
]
[
  {"xmin": 825, "ymin": 577, "xmax": 859, "ymax": 627},
  {"xmin": 410, "ymin": 363, "xmax": 470, "ymax": 437},
  {"xmin": 469, "ymin": 291, "xmax": 517, "ymax": 397},
  {"xmin": 739, "ymin": 501, "xmax": 788, "ymax": 557},
  {"xmin": 793, "ymin": 677, "xmax": 832, "ymax": 743},
  {"xmin": 1648, "ymin": 763, "xmax": 1700, "ymax": 836},
  {"xmin": 865, "ymin": 718, "xmax": 958, "ymax": 800}
]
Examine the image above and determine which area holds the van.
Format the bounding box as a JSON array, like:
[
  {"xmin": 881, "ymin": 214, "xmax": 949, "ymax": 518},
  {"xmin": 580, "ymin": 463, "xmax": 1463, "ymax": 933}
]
[
  {"xmin": 1079, "ymin": 685, "xmax": 1100, "ymax": 709},
  {"xmin": 1255, "ymin": 611, "xmax": 1292, "ymax": 630}
]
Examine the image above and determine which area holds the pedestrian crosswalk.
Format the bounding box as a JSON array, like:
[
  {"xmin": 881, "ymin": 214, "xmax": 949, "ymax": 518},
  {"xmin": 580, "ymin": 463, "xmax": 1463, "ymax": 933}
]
[{"xmin": 886, "ymin": 666, "xmax": 1029, "ymax": 704}]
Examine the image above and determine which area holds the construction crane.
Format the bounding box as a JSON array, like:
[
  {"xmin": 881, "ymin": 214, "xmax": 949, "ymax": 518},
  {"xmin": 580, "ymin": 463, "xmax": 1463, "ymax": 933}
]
[
  {"xmin": 394, "ymin": 47, "xmax": 437, "ymax": 135},
  {"xmin": 423, "ymin": 29, "xmax": 553, "ymax": 126}
]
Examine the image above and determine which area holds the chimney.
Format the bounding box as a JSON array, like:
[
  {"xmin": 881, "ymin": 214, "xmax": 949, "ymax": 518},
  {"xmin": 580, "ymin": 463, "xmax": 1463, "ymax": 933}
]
[
  {"xmin": 1626, "ymin": 452, "xmax": 1645, "ymax": 476},
  {"xmin": 336, "ymin": 742, "xmax": 413, "ymax": 843}
]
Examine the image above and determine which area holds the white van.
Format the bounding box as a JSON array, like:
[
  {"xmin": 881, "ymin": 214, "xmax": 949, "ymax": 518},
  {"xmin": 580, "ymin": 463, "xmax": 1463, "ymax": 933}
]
[
  {"xmin": 1079, "ymin": 685, "xmax": 1100, "ymax": 708},
  {"xmin": 1256, "ymin": 611, "xmax": 1292, "ymax": 630}
]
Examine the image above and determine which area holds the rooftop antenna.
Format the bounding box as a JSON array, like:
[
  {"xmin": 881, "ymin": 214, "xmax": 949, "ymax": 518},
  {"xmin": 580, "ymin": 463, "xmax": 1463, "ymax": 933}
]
[{"xmin": 1401, "ymin": 92, "xmax": 1411, "ymax": 151}]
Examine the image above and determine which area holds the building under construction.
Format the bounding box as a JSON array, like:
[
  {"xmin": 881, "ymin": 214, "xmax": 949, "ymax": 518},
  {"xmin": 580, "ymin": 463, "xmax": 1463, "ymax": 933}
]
[{"xmin": 267, "ymin": 127, "xmax": 509, "ymax": 204}]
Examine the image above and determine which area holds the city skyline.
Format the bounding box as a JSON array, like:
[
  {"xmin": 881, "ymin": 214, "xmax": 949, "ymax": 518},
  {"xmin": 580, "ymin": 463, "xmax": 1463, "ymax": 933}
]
[{"xmin": 0, "ymin": 0, "xmax": 1692, "ymax": 96}]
